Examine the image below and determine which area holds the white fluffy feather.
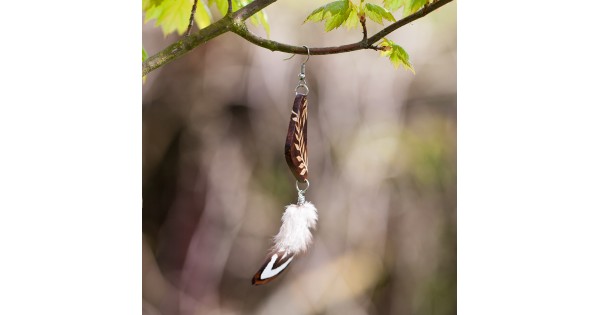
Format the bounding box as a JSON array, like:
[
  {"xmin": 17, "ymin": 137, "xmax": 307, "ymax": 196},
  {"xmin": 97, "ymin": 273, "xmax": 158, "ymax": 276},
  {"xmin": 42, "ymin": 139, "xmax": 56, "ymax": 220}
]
[{"xmin": 272, "ymin": 201, "xmax": 318, "ymax": 254}]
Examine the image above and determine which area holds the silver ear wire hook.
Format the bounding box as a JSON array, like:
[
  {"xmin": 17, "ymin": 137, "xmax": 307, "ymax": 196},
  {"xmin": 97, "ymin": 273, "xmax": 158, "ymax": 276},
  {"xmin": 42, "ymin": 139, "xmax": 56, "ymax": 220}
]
[
  {"xmin": 301, "ymin": 45, "xmax": 310, "ymax": 65},
  {"xmin": 295, "ymin": 45, "xmax": 310, "ymax": 95},
  {"xmin": 283, "ymin": 45, "xmax": 311, "ymax": 62}
]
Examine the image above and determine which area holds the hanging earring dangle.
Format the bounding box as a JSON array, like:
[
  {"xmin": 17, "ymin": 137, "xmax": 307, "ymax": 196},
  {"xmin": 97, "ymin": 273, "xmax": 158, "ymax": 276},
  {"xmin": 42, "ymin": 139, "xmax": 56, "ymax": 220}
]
[{"xmin": 252, "ymin": 47, "xmax": 318, "ymax": 286}]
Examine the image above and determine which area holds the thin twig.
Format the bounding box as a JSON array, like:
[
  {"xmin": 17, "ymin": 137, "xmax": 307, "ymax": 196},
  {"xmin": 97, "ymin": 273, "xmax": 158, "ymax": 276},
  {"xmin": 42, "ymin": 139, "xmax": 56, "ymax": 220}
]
[
  {"xmin": 360, "ymin": 0, "xmax": 367, "ymax": 42},
  {"xmin": 143, "ymin": 0, "xmax": 453, "ymax": 76},
  {"xmin": 185, "ymin": 0, "xmax": 200, "ymax": 37},
  {"xmin": 227, "ymin": 0, "xmax": 232, "ymax": 15},
  {"xmin": 360, "ymin": 14, "xmax": 368, "ymax": 43}
]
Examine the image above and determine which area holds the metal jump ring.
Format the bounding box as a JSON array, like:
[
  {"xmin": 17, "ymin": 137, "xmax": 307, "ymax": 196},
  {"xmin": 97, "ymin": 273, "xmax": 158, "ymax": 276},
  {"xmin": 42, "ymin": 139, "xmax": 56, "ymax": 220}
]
[
  {"xmin": 295, "ymin": 84, "xmax": 309, "ymax": 95},
  {"xmin": 296, "ymin": 179, "xmax": 310, "ymax": 193}
]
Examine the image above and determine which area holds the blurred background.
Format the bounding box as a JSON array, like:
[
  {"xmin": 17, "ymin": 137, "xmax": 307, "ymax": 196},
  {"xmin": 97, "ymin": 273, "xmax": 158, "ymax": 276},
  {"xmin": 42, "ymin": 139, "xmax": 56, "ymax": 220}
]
[{"xmin": 142, "ymin": 1, "xmax": 456, "ymax": 314}]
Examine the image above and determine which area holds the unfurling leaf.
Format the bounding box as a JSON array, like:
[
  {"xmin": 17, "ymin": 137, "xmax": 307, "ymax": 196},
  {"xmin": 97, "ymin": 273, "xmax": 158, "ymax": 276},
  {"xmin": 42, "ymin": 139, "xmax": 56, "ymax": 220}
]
[
  {"xmin": 305, "ymin": 0, "xmax": 353, "ymax": 32},
  {"xmin": 305, "ymin": 1, "xmax": 345, "ymax": 23},
  {"xmin": 365, "ymin": 3, "xmax": 396, "ymax": 25},
  {"xmin": 379, "ymin": 38, "xmax": 415, "ymax": 73},
  {"xmin": 403, "ymin": 0, "xmax": 428, "ymax": 16},
  {"xmin": 383, "ymin": 0, "xmax": 404, "ymax": 12},
  {"xmin": 250, "ymin": 9, "xmax": 271, "ymax": 37},
  {"xmin": 343, "ymin": 1, "xmax": 360, "ymax": 29},
  {"xmin": 144, "ymin": 0, "xmax": 213, "ymax": 36}
]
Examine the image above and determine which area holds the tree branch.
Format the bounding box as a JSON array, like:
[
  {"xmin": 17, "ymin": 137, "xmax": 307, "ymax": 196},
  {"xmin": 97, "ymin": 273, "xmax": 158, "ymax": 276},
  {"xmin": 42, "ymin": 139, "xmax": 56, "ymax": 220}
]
[
  {"xmin": 142, "ymin": 0, "xmax": 453, "ymax": 76},
  {"xmin": 231, "ymin": 0, "xmax": 453, "ymax": 55},
  {"xmin": 227, "ymin": 0, "xmax": 232, "ymax": 15},
  {"xmin": 231, "ymin": 23, "xmax": 380, "ymax": 55},
  {"xmin": 143, "ymin": 17, "xmax": 232, "ymax": 76}
]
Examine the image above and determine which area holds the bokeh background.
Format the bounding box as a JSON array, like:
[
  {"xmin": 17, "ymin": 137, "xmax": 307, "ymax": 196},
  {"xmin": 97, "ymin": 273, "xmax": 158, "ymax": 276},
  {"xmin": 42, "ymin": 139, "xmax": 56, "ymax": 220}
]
[{"xmin": 142, "ymin": 1, "xmax": 456, "ymax": 314}]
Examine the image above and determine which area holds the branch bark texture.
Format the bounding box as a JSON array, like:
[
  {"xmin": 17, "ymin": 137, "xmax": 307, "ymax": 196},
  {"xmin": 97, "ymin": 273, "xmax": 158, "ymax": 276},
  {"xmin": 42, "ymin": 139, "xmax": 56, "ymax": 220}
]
[{"xmin": 142, "ymin": 0, "xmax": 453, "ymax": 76}]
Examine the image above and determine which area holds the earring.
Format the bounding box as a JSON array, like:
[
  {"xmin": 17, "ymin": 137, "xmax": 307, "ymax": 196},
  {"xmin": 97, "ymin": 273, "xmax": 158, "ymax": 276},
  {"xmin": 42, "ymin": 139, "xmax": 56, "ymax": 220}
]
[{"xmin": 252, "ymin": 47, "xmax": 318, "ymax": 286}]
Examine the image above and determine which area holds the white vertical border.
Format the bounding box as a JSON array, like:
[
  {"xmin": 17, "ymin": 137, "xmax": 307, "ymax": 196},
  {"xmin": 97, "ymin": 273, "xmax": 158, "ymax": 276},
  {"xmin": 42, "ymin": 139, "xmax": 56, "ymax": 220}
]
[
  {"xmin": 459, "ymin": 1, "xmax": 600, "ymax": 314},
  {"xmin": 0, "ymin": 0, "xmax": 140, "ymax": 314}
]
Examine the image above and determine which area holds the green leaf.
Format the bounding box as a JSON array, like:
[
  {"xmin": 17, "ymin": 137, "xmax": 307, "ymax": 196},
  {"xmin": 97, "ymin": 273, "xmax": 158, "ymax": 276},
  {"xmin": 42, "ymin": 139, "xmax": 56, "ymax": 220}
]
[
  {"xmin": 208, "ymin": 0, "xmax": 228, "ymax": 16},
  {"xmin": 343, "ymin": 2, "xmax": 360, "ymax": 29},
  {"xmin": 145, "ymin": 0, "xmax": 213, "ymax": 36},
  {"xmin": 383, "ymin": 0, "xmax": 404, "ymax": 12},
  {"xmin": 254, "ymin": 10, "xmax": 271, "ymax": 37},
  {"xmin": 233, "ymin": 0, "xmax": 246, "ymax": 11},
  {"xmin": 239, "ymin": 0, "xmax": 270, "ymax": 37},
  {"xmin": 305, "ymin": 6, "xmax": 326, "ymax": 23},
  {"xmin": 194, "ymin": 0, "xmax": 213, "ymax": 29},
  {"xmin": 143, "ymin": 3, "xmax": 163, "ymax": 22},
  {"xmin": 305, "ymin": 0, "xmax": 352, "ymax": 32},
  {"xmin": 143, "ymin": 0, "xmax": 166, "ymax": 11},
  {"xmin": 365, "ymin": 3, "xmax": 396, "ymax": 25},
  {"xmin": 379, "ymin": 38, "xmax": 414, "ymax": 73},
  {"xmin": 403, "ymin": 0, "xmax": 427, "ymax": 16}
]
